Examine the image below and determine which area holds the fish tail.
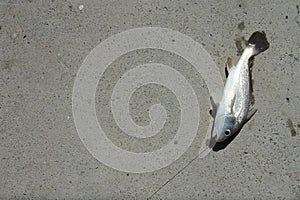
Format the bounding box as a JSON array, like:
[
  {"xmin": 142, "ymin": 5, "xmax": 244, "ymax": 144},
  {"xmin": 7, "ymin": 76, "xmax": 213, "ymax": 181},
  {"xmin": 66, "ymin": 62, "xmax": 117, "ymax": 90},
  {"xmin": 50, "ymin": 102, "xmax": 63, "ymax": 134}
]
[{"xmin": 248, "ymin": 31, "xmax": 270, "ymax": 55}]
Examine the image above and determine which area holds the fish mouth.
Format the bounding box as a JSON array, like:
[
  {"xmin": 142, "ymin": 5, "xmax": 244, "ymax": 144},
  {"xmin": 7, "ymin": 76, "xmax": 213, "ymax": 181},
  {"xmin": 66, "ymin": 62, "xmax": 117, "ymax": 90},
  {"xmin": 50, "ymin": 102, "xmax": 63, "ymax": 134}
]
[{"xmin": 216, "ymin": 136, "xmax": 228, "ymax": 143}]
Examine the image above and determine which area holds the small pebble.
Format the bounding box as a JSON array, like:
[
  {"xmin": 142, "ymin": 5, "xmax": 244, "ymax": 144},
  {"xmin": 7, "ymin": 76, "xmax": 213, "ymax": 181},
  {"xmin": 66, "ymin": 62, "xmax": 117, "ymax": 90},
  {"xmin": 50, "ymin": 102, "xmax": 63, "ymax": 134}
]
[
  {"xmin": 79, "ymin": 5, "xmax": 84, "ymax": 10},
  {"xmin": 11, "ymin": 33, "xmax": 18, "ymax": 39}
]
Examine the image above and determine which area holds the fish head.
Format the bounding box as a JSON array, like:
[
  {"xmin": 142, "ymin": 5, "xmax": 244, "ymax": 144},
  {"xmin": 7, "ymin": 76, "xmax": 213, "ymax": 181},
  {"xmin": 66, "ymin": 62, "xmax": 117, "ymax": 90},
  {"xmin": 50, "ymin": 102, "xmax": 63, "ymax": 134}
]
[{"xmin": 210, "ymin": 114, "xmax": 236, "ymax": 146}]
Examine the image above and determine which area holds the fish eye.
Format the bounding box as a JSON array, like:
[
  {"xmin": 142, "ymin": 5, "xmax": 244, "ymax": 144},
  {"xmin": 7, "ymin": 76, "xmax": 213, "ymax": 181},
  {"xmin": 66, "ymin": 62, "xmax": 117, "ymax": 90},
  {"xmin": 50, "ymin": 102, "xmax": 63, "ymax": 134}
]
[{"xmin": 224, "ymin": 129, "xmax": 231, "ymax": 136}]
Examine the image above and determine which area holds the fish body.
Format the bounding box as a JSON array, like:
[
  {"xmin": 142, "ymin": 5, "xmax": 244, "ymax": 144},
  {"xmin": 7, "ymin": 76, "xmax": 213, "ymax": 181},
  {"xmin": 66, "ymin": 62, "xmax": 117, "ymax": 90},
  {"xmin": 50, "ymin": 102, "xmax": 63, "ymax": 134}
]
[{"xmin": 210, "ymin": 31, "xmax": 269, "ymax": 147}]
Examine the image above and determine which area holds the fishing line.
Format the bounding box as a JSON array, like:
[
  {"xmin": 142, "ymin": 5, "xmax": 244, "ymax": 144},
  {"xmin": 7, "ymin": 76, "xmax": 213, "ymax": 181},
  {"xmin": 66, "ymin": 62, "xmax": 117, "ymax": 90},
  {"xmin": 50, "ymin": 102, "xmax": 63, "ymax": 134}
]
[{"xmin": 147, "ymin": 154, "xmax": 199, "ymax": 199}]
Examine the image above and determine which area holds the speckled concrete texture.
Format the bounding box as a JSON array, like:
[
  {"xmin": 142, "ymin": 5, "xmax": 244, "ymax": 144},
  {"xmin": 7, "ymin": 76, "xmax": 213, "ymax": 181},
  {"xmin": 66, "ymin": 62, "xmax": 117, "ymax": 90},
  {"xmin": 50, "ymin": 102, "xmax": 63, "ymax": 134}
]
[{"xmin": 1, "ymin": 0, "xmax": 299, "ymax": 199}]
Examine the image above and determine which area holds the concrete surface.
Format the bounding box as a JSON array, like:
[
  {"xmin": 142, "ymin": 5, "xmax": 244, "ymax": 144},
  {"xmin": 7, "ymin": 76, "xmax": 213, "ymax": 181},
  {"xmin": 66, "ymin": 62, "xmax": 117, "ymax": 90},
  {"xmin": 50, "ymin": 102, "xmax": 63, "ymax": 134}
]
[{"xmin": 1, "ymin": 0, "xmax": 299, "ymax": 199}]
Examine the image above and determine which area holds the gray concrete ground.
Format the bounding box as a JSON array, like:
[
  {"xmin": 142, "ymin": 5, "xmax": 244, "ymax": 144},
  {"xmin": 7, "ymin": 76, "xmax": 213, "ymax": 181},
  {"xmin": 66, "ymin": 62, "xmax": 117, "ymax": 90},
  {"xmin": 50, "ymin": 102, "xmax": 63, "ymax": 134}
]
[{"xmin": 1, "ymin": 0, "xmax": 300, "ymax": 199}]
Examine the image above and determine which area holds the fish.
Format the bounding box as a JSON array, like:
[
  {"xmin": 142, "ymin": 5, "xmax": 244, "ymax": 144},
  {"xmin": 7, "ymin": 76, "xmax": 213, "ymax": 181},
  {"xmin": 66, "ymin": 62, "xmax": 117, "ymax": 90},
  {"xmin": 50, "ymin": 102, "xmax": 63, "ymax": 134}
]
[{"xmin": 209, "ymin": 31, "xmax": 270, "ymax": 148}]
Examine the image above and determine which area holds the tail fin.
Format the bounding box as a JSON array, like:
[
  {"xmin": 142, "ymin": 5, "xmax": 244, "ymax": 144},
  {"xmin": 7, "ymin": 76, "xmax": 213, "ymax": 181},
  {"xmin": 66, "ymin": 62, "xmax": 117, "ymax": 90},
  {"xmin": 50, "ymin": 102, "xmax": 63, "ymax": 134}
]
[{"xmin": 248, "ymin": 31, "xmax": 270, "ymax": 55}]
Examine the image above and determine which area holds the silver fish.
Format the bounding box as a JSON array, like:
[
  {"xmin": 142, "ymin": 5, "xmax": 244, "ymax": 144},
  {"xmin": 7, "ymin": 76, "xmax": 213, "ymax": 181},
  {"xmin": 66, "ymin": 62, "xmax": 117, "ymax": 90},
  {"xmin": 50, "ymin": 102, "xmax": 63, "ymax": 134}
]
[{"xmin": 209, "ymin": 31, "xmax": 269, "ymax": 148}]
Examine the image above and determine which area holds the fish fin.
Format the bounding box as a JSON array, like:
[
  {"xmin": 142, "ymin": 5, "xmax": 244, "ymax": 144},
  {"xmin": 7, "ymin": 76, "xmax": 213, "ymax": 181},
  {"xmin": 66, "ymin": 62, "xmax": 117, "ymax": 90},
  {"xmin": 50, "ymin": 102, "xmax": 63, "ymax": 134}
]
[
  {"xmin": 230, "ymin": 93, "xmax": 236, "ymax": 114},
  {"xmin": 225, "ymin": 57, "xmax": 233, "ymax": 78},
  {"xmin": 209, "ymin": 96, "xmax": 218, "ymax": 118},
  {"xmin": 245, "ymin": 108, "xmax": 257, "ymax": 123},
  {"xmin": 227, "ymin": 57, "xmax": 233, "ymax": 69},
  {"xmin": 248, "ymin": 31, "xmax": 270, "ymax": 55}
]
